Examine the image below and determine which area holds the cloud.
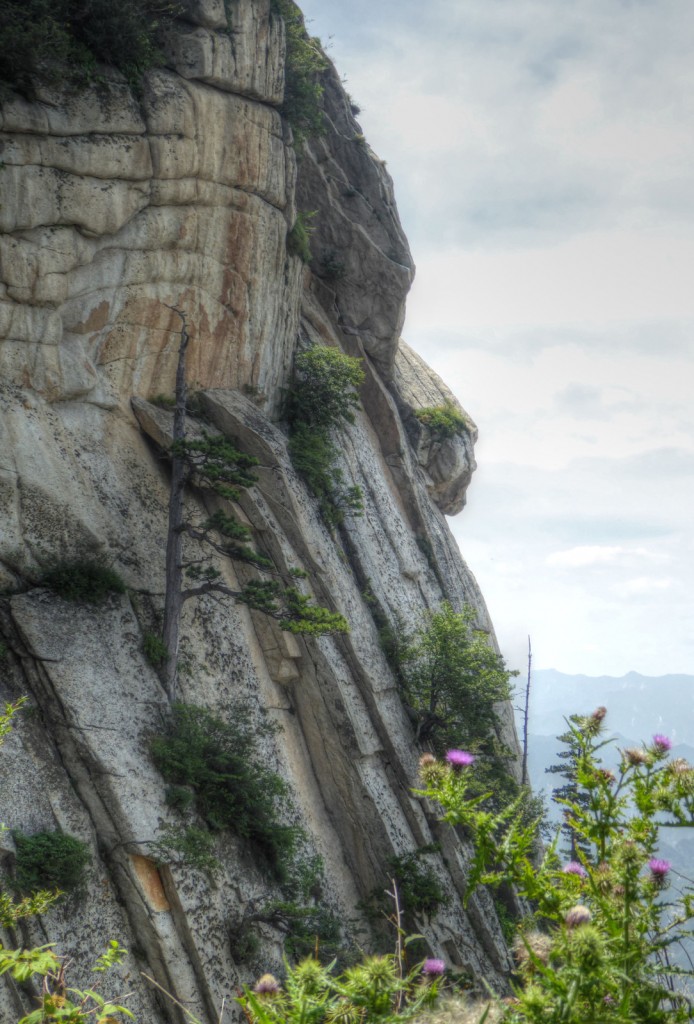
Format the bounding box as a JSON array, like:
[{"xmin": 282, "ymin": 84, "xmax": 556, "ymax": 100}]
[{"xmin": 546, "ymin": 546, "xmax": 655, "ymax": 569}]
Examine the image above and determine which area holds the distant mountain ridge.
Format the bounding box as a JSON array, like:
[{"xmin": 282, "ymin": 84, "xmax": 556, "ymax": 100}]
[{"xmin": 525, "ymin": 668, "xmax": 694, "ymax": 745}]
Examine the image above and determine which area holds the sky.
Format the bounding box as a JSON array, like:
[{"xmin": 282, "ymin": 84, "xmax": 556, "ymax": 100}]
[{"xmin": 299, "ymin": 0, "xmax": 694, "ymax": 678}]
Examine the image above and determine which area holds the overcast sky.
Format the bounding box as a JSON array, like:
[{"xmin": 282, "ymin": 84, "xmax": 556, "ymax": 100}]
[{"xmin": 300, "ymin": 0, "xmax": 694, "ymax": 678}]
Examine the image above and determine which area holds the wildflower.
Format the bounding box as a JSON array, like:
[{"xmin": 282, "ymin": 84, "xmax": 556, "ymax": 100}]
[
  {"xmin": 422, "ymin": 958, "xmax": 446, "ymax": 978},
  {"xmin": 254, "ymin": 974, "xmax": 280, "ymax": 995},
  {"xmin": 623, "ymin": 747, "xmax": 649, "ymax": 766},
  {"xmin": 446, "ymin": 749, "xmax": 475, "ymax": 769},
  {"xmin": 513, "ymin": 931, "xmax": 552, "ymax": 968},
  {"xmin": 419, "ymin": 753, "xmax": 437, "ymax": 769},
  {"xmin": 592, "ymin": 706, "xmax": 607, "ymax": 722},
  {"xmin": 598, "ymin": 768, "xmax": 616, "ymax": 785},
  {"xmin": 562, "ymin": 862, "xmax": 588, "ymax": 878},
  {"xmin": 652, "ymin": 734, "xmax": 672, "ymax": 754},
  {"xmin": 669, "ymin": 757, "xmax": 692, "ymax": 775},
  {"xmin": 564, "ymin": 905, "xmax": 591, "ymax": 928},
  {"xmin": 648, "ymin": 858, "xmax": 671, "ymax": 881}
]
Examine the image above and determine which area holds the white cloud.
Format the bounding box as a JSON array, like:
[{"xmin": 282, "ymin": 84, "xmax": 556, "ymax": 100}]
[{"xmin": 546, "ymin": 546, "xmax": 654, "ymax": 569}]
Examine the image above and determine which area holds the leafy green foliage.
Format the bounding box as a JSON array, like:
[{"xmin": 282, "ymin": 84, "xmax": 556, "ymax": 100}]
[
  {"xmin": 271, "ymin": 0, "xmax": 328, "ymax": 143},
  {"xmin": 237, "ymin": 579, "xmax": 349, "ymax": 635},
  {"xmin": 289, "ymin": 347, "xmax": 365, "ymax": 429},
  {"xmin": 258, "ymin": 856, "xmax": 343, "ymax": 964},
  {"xmin": 398, "ymin": 604, "xmax": 516, "ymax": 803},
  {"xmin": 414, "ymin": 404, "xmax": 469, "ymax": 440},
  {"xmin": 153, "ymin": 823, "xmax": 220, "ymax": 877},
  {"xmin": 151, "ymin": 703, "xmax": 302, "ymax": 882},
  {"xmin": 42, "ymin": 559, "xmax": 126, "ymax": 604},
  {"xmin": 287, "ymin": 346, "xmax": 365, "ymax": 529},
  {"xmin": 288, "ymin": 423, "xmax": 364, "ymax": 529},
  {"xmin": 365, "ymin": 846, "xmax": 448, "ymax": 929},
  {"xmin": 418, "ymin": 709, "xmax": 694, "ymax": 1023},
  {"xmin": 545, "ymin": 715, "xmax": 593, "ymax": 860},
  {"xmin": 238, "ymin": 953, "xmax": 443, "ymax": 1024},
  {"xmin": 287, "ymin": 211, "xmax": 315, "ymax": 263},
  {"xmin": 13, "ymin": 830, "xmax": 91, "ymax": 896},
  {"xmin": 0, "ymin": 0, "xmax": 184, "ymax": 95},
  {"xmin": 143, "ymin": 631, "xmax": 168, "ymax": 668}
]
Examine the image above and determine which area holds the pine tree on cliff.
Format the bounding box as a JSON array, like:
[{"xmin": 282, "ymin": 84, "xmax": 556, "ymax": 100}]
[{"xmin": 160, "ymin": 308, "xmax": 348, "ymax": 701}]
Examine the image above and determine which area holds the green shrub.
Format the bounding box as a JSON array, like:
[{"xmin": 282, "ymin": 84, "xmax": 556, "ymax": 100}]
[
  {"xmin": 13, "ymin": 830, "xmax": 91, "ymax": 895},
  {"xmin": 286, "ymin": 347, "xmax": 365, "ymax": 531},
  {"xmin": 143, "ymin": 631, "xmax": 168, "ymax": 668},
  {"xmin": 153, "ymin": 823, "xmax": 219, "ymax": 877},
  {"xmin": 0, "ymin": 0, "xmax": 184, "ymax": 94},
  {"xmin": 365, "ymin": 846, "xmax": 448, "ymax": 929},
  {"xmin": 288, "ymin": 423, "xmax": 363, "ymax": 529},
  {"xmin": 318, "ymin": 249, "xmax": 346, "ymax": 281},
  {"xmin": 42, "ymin": 559, "xmax": 126, "ymax": 604},
  {"xmin": 271, "ymin": 0, "xmax": 328, "ymax": 143},
  {"xmin": 414, "ymin": 403, "xmax": 469, "ymax": 440},
  {"xmin": 151, "ymin": 703, "xmax": 302, "ymax": 882},
  {"xmin": 287, "ymin": 211, "xmax": 315, "ymax": 263},
  {"xmin": 289, "ymin": 347, "xmax": 364, "ymax": 430}
]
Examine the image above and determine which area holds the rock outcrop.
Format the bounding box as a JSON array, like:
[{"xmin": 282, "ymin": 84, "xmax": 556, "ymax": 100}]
[{"xmin": 0, "ymin": 2, "xmax": 520, "ymax": 1021}]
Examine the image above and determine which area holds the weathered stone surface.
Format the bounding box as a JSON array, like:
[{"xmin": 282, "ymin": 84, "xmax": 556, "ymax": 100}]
[
  {"xmin": 393, "ymin": 340, "xmax": 478, "ymax": 515},
  {"xmin": 0, "ymin": 4, "xmax": 519, "ymax": 1019}
]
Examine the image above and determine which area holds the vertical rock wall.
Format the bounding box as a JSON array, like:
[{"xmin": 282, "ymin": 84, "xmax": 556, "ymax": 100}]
[{"xmin": 0, "ymin": 2, "xmax": 520, "ymax": 1021}]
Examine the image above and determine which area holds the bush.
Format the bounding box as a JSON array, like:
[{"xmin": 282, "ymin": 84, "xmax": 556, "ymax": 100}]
[
  {"xmin": 414, "ymin": 403, "xmax": 469, "ymax": 440},
  {"xmin": 288, "ymin": 347, "xmax": 364, "ymax": 430},
  {"xmin": 13, "ymin": 830, "xmax": 91, "ymax": 895},
  {"xmin": 365, "ymin": 846, "xmax": 448, "ymax": 930},
  {"xmin": 151, "ymin": 703, "xmax": 302, "ymax": 882},
  {"xmin": 42, "ymin": 559, "xmax": 126, "ymax": 604},
  {"xmin": 288, "ymin": 423, "xmax": 363, "ymax": 529},
  {"xmin": 286, "ymin": 346, "xmax": 365, "ymax": 530},
  {"xmin": 287, "ymin": 212, "xmax": 315, "ymax": 264},
  {"xmin": 143, "ymin": 631, "xmax": 168, "ymax": 668},
  {"xmin": 271, "ymin": 0, "xmax": 328, "ymax": 143},
  {"xmin": 0, "ymin": 0, "xmax": 184, "ymax": 94}
]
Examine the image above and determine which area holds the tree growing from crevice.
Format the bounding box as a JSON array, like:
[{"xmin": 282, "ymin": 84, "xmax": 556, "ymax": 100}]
[
  {"xmin": 395, "ymin": 603, "xmax": 518, "ymax": 803},
  {"xmin": 159, "ymin": 310, "xmax": 348, "ymax": 701}
]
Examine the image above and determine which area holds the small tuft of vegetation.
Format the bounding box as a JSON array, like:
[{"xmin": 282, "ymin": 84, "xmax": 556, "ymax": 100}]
[
  {"xmin": 13, "ymin": 830, "xmax": 91, "ymax": 896},
  {"xmin": 0, "ymin": 0, "xmax": 184, "ymax": 95},
  {"xmin": 364, "ymin": 846, "xmax": 448, "ymax": 932},
  {"xmin": 414, "ymin": 403, "xmax": 469, "ymax": 440},
  {"xmin": 153, "ymin": 823, "xmax": 220, "ymax": 877},
  {"xmin": 42, "ymin": 559, "xmax": 126, "ymax": 604},
  {"xmin": 150, "ymin": 393, "xmax": 176, "ymax": 409},
  {"xmin": 271, "ymin": 0, "xmax": 328, "ymax": 143},
  {"xmin": 143, "ymin": 631, "xmax": 168, "ymax": 668},
  {"xmin": 287, "ymin": 211, "xmax": 315, "ymax": 264},
  {"xmin": 287, "ymin": 347, "xmax": 365, "ymax": 530},
  {"xmin": 318, "ymin": 248, "xmax": 346, "ymax": 281}
]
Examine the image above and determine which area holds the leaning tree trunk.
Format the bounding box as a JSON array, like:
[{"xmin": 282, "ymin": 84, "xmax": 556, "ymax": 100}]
[{"xmin": 161, "ymin": 308, "xmax": 189, "ymax": 702}]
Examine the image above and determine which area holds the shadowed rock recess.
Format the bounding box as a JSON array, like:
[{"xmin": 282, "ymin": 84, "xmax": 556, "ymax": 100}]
[{"xmin": 0, "ymin": 1, "xmax": 520, "ymax": 1019}]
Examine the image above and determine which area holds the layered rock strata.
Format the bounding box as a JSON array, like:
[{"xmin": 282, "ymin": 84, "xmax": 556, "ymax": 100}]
[{"xmin": 0, "ymin": 2, "xmax": 519, "ymax": 1021}]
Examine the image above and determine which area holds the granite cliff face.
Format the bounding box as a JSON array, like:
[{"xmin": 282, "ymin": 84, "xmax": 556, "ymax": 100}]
[{"xmin": 0, "ymin": 2, "xmax": 520, "ymax": 1020}]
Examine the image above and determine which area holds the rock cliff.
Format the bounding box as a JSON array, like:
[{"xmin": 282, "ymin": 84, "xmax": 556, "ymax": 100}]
[{"xmin": 0, "ymin": 2, "xmax": 520, "ymax": 1020}]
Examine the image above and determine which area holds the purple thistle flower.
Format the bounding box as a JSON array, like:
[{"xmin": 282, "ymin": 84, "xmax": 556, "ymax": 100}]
[
  {"xmin": 562, "ymin": 861, "xmax": 588, "ymax": 878},
  {"xmin": 446, "ymin": 749, "xmax": 475, "ymax": 769},
  {"xmin": 422, "ymin": 958, "xmax": 446, "ymax": 978},
  {"xmin": 648, "ymin": 858, "xmax": 671, "ymax": 880},
  {"xmin": 652, "ymin": 734, "xmax": 672, "ymax": 753},
  {"xmin": 564, "ymin": 905, "xmax": 591, "ymax": 928},
  {"xmin": 254, "ymin": 974, "xmax": 280, "ymax": 995}
]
